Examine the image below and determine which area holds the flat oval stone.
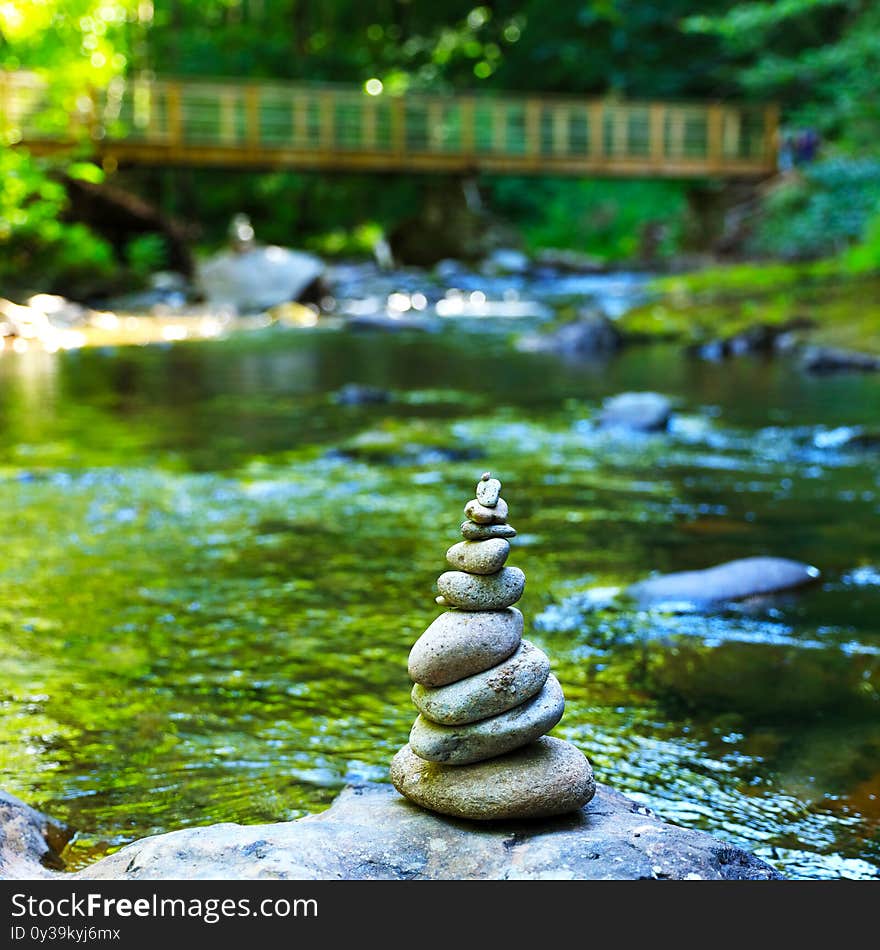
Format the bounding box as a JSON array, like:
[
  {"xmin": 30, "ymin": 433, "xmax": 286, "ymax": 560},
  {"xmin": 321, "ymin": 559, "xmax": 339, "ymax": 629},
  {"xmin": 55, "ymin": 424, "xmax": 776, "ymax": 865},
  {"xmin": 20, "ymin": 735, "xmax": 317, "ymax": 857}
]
[
  {"xmin": 464, "ymin": 497, "xmax": 509, "ymax": 525},
  {"xmin": 390, "ymin": 736, "xmax": 595, "ymax": 820},
  {"xmin": 408, "ymin": 608, "xmax": 523, "ymax": 687},
  {"xmin": 409, "ymin": 674, "xmax": 564, "ymax": 764},
  {"xmin": 460, "ymin": 521, "xmax": 516, "ymax": 541},
  {"xmin": 437, "ymin": 566, "xmax": 525, "ymax": 610},
  {"xmin": 411, "ymin": 640, "xmax": 550, "ymax": 725},
  {"xmin": 446, "ymin": 539, "xmax": 509, "ymax": 575},
  {"xmin": 476, "ymin": 477, "xmax": 502, "ymax": 508}
]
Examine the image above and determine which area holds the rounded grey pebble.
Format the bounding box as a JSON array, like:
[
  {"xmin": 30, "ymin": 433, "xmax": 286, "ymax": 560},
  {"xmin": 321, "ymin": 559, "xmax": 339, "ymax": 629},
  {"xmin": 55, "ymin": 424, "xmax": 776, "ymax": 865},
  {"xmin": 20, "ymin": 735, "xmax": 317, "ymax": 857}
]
[
  {"xmin": 390, "ymin": 736, "xmax": 595, "ymax": 820},
  {"xmin": 464, "ymin": 497, "xmax": 509, "ymax": 525},
  {"xmin": 446, "ymin": 538, "xmax": 509, "ymax": 575},
  {"xmin": 411, "ymin": 640, "xmax": 550, "ymax": 725},
  {"xmin": 437, "ymin": 566, "xmax": 525, "ymax": 610},
  {"xmin": 476, "ymin": 477, "xmax": 502, "ymax": 508},
  {"xmin": 409, "ymin": 674, "xmax": 565, "ymax": 765},
  {"xmin": 460, "ymin": 521, "xmax": 516, "ymax": 541},
  {"xmin": 408, "ymin": 608, "xmax": 523, "ymax": 687}
]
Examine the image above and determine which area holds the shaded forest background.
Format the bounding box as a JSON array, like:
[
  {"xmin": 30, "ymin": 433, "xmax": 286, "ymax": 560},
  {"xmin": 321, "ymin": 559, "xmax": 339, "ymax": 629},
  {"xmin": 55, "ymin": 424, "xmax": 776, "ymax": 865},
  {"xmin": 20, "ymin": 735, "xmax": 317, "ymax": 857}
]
[{"xmin": 2, "ymin": 0, "xmax": 880, "ymax": 293}]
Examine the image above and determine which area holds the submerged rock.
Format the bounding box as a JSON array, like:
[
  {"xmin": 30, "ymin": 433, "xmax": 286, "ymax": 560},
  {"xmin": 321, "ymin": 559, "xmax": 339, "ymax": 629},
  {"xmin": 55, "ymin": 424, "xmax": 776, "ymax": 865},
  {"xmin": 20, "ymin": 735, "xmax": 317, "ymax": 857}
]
[
  {"xmin": 332, "ymin": 384, "xmax": 392, "ymax": 406},
  {"xmin": 599, "ymin": 392, "xmax": 672, "ymax": 433},
  {"xmin": 628, "ymin": 556, "xmax": 821, "ymax": 607},
  {"xmin": 29, "ymin": 781, "xmax": 780, "ymax": 880}
]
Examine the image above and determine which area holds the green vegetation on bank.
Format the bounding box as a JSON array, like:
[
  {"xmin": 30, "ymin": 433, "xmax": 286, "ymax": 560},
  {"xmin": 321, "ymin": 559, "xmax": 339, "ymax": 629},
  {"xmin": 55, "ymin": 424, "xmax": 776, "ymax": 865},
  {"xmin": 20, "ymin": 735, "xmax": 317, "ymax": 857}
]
[
  {"xmin": 620, "ymin": 257, "xmax": 880, "ymax": 354},
  {"xmin": 2, "ymin": 1, "xmax": 880, "ymax": 288}
]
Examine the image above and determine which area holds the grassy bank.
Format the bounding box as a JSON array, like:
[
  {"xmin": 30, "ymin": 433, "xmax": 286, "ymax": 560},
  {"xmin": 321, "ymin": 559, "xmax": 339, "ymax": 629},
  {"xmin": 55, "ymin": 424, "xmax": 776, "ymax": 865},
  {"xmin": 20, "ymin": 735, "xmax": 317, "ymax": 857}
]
[{"xmin": 619, "ymin": 258, "xmax": 880, "ymax": 355}]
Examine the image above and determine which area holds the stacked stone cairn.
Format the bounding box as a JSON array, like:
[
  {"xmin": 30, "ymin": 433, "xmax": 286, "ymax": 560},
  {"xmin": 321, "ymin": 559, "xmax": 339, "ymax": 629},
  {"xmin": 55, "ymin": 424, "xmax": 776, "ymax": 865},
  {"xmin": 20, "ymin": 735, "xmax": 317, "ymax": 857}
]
[{"xmin": 391, "ymin": 473, "xmax": 596, "ymax": 820}]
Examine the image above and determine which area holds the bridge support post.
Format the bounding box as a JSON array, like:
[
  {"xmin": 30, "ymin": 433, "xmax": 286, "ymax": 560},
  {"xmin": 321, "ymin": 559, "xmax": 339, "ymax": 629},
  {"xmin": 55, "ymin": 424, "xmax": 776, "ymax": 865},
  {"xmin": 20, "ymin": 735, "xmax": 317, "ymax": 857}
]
[
  {"xmin": 649, "ymin": 104, "xmax": 665, "ymax": 166},
  {"xmin": 461, "ymin": 97, "xmax": 475, "ymax": 158},
  {"xmin": 589, "ymin": 102, "xmax": 604, "ymax": 164},
  {"xmin": 166, "ymin": 82, "xmax": 183, "ymax": 150},
  {"xmin": 763, "ymin": 103, "xmax": 780, "ymax": 169},
  {"xmin": 246, "ymin": 85, "xmax": 261, "ymax": 148},
  {"xmin": 708, "ymin": 104, "xmax": 723, "ymax": 173}
]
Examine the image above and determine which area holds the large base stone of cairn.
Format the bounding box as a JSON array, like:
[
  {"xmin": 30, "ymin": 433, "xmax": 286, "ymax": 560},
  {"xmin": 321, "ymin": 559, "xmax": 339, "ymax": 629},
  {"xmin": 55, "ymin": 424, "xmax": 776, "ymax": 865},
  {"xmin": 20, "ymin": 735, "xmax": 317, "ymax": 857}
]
[
  {"xmin": 392, "ymin": 472, "xmax": 594, "ymax": 820},
  {"xmin": 391, "ymin": 737, "xmax": 595, "ymax": 820}
]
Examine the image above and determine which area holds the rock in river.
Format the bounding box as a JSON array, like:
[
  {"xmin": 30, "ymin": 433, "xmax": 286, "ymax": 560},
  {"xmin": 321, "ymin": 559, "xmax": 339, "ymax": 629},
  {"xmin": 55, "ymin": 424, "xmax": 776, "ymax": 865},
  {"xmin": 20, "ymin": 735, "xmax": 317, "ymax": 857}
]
[
  {"xmin": 628, "ymin": 556, "xmax": 821, "ymax": 607},
  {"xmin": 437, "ymin": 566, "xmax": 525, "ymax": 610},
  {"xmin": 802, "ymin": 346, "xmax": 880, "ymax": 374},
  {"xmin": 409, "ymin": 674, "xmax": 565, "ymax": 764},
  {"xmin": 391, "ymin": 737, "xmax": 593, "ymax": 821},
  {"xmin": 196, "ymin": 245, "xmax": 324, "ymax": 313},
  {"xmin": 408, "ymin": 608, "xmax": 523, "ymax": 687},
  {"xmin": 599, "ymin": 391, "xmax": 672, "ymax": 433},
  {"xmin": 411, "ymin": 640, "xmax": 550, "ymax": 725},
  {"xmin": 0, "ymin": 781, "xmax": 782, "ymax": 880},
  {"xmin": 446, "ymin": 538, "xmax": 510, "ymax": 575}
]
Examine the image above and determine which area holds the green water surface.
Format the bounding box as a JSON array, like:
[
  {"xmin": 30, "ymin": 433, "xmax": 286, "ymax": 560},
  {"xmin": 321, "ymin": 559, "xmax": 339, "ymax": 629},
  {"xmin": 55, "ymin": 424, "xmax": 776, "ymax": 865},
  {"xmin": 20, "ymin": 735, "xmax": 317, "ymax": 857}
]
[{"xmin": 0, "ymin": 329, "xmax": 878, "ymax": 878}]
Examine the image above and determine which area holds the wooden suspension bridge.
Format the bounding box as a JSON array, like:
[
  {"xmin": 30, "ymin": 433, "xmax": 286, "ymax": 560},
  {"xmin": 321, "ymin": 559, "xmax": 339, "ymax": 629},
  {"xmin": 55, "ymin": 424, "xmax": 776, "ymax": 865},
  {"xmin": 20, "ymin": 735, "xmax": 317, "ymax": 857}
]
[{"xmin": 1, "ymin": 71, "xmax": 779, "ymax": 179}]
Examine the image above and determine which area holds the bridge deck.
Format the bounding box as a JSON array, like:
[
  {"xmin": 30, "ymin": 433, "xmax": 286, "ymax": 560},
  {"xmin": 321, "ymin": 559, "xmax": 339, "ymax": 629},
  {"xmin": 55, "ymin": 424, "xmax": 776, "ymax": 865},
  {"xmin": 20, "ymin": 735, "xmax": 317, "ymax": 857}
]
[{"xmin": 1, "ymin": 72, "xmax": 778, "ymax": 178}]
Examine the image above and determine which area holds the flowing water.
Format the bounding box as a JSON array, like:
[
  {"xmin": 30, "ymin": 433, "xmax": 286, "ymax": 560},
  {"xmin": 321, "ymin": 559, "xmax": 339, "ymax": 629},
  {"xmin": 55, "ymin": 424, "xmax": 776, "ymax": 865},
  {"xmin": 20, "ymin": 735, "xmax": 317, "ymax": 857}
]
[{"xmin": 0, "ymin": 320, "xmax": 878, "ymax": 878}]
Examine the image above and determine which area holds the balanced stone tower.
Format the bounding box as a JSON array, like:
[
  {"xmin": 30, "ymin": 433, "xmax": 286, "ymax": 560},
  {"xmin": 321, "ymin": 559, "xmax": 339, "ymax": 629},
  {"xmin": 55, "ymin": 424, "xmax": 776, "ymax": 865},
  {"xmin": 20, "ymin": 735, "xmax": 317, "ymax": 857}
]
[{"xmin": 391, "ymin": 473, "xmax": 596, "ymax": 820}]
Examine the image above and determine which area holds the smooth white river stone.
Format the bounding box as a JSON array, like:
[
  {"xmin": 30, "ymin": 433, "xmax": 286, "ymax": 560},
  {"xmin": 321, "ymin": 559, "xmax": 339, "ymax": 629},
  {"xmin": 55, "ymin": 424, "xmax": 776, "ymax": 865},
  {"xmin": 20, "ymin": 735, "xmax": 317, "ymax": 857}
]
[
  {"xmin": 408, "ymin": 608, "xmax": 523, "ymax": 687},
  {"xmin": 464, "ymin": 497, "xmax": 509, "ymax": 525},
  {"xmin": 460, "ymin": 521, "xmax": 516, "ymax": 541},
  {"xmin": 446, "ymin": 538, "xmax": 510, "ymax": 575},
  {"xmin": 390, "ymin": 736, "xmax": 595, "ymax": 820},
  {"xmin": 411, "ymin": 640, "xmax": 550, "ymax": 725},
  {"xmin": 476, "ymin": 477, "xmax": 502, "ymax": 508},
  {"xmin": 409, "ymin": 674, "xmax": 565, "ymax": 765},
  {"xmin": 437, "ymin": 566, "xmax": 525, "ymax": 610}
]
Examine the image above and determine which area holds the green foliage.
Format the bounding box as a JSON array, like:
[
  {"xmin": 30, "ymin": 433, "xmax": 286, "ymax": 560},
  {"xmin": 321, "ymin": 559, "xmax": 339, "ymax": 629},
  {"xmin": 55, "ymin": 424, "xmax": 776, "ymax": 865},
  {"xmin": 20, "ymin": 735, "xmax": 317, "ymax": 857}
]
[
  {"xmin": 124, "ymin": 233, "xmax": 169, "ymax": 278},
  {"xmin": 488, "ymin": 177, "xmax": 686, "ymax": 260},
  {"xmin": 0, "ymin": 149, "xmax": 116, "ymax": 295},
  {"xmin": 750, "ymin": 159, "xmax": 880, "ymax": 260},
  {"xmin": 843, "ymin": 210, "xmax": 880, "ymax": 274},
  {"xmin": 687, "ymin": 0, "xmax": 880, "ymax": 150}
]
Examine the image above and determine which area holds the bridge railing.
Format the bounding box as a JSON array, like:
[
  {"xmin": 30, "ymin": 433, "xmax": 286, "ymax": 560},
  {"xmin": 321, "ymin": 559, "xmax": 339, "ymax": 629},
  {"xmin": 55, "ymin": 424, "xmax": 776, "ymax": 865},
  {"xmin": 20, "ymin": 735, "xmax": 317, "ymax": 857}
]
[{"xmin": 1, "ymin": 71, "xmax": 778, "ymax": 176}]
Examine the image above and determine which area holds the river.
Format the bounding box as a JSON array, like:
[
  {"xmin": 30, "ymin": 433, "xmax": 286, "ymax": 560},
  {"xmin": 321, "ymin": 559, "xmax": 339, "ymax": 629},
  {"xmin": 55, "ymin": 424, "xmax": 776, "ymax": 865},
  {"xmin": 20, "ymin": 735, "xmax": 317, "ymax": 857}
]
[{"xmin": 0, "ymin": 289, "xmax": 878, "ymax": 878}]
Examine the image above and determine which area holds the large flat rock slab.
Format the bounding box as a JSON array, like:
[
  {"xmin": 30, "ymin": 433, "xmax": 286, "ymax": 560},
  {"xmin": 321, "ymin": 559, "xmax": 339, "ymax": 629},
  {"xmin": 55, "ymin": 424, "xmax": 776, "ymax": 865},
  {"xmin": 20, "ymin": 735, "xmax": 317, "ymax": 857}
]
[{"xmin": 2, "ymin": 783, "xmax": 780, "ymax": 881}]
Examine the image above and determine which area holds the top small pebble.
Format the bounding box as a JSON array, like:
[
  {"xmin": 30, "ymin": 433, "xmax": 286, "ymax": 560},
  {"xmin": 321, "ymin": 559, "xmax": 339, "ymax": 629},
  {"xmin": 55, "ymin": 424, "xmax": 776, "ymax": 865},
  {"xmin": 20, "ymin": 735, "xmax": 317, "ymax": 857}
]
[{"xmin": 476, "ymin": 474, "xmax": 502, "ymax": 508}]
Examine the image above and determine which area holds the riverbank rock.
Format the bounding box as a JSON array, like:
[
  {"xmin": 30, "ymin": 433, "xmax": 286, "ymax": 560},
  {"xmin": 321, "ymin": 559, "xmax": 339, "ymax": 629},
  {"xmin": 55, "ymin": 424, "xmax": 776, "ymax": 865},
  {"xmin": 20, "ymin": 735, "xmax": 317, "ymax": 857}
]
[
  {"xmin": 4, "ymin": 782, "xmax": 780, "ymax": 880},
  {"xmin": 332, "ymin": 384, "xmax": 392, "ymax": 406},
  {"xmin": 0, "ymin": 790, "xmax": 70, "ymax": 878},
  {"xmin": 599, "ymin": 392, "xmax": 672, "ymax": 433},
  {"xmin": 519, "ymin": 312, "xmax": 620, "ymax": 360},
  {"xmin": 628, "ymin": 556, "xmax": 821, "ymax": 607},
  {"xmin": 802, "ymin": 346, "xmax": 880, "ymax": 374},
  {"xmin": 196, "ymin": 245, "xmax": 324, "ymax": 313},
  {"xmin": 688, "ymin": 317, "xmax": 815, "ymax": 361}
]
